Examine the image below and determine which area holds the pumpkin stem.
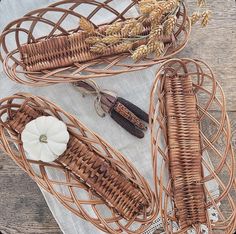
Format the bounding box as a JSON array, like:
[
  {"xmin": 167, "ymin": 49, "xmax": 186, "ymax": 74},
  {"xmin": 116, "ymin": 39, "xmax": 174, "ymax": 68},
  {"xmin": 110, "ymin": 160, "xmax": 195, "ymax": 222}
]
[{"xmin": 39, "ymin": 134, "xmax": 48, "ymax": 143}]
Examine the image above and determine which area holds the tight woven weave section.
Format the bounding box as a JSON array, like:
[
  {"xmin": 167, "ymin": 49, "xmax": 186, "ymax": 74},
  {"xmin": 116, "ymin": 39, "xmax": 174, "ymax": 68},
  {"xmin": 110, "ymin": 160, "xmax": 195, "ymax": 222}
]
[
  {"xmin": 8, "ymin": 104, "xmax": 149, "ymax": 220},
  {"xmin": 164, "ymin": 75, "xmax": 206, "ymax": 227},
  {"xmin": 20, "ymin": 24, "xmax": 150, "ymax": 72},
  {"xmin": 58, "ymin": 137, "xmax": 148, "ymax": 220}
]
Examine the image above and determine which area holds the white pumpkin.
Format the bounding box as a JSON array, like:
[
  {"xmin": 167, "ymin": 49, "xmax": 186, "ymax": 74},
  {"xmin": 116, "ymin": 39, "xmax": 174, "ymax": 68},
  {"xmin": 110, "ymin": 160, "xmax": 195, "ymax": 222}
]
[{"xmin": 21, "ymin": 116, "xmax": 70, "ymax": 162}]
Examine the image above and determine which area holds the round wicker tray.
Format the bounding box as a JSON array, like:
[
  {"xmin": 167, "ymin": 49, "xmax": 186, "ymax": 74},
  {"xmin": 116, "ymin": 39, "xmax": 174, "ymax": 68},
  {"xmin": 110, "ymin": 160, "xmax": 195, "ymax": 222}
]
[
  {"xmin": 0, "ymin": 0, "xmax": 190, "ymax": 86},
  {"xmin": 149, "ymin": 58, "xmax": 236, "ymax": 233}
]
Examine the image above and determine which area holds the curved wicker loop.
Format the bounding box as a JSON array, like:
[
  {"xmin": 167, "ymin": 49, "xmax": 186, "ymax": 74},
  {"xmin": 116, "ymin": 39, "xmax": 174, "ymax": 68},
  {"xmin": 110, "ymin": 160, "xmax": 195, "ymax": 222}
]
[
  {"xmin": 0, "ymin": 93, "xmax": 157, "ymax": 234},
  {"xmin": 0, "ymin": 0, "xmax": 190, "ymax": 86},
  {"xmin": 149, "ymin": 58, "xmax": 236, "ymax": 233}
]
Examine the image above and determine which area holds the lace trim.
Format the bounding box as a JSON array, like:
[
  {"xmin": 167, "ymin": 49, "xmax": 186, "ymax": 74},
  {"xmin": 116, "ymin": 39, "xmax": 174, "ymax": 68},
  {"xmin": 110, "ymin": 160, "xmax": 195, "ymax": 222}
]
[{"xmin": 143, "ymin": 205, "xmax": 220, "ymax": 234}]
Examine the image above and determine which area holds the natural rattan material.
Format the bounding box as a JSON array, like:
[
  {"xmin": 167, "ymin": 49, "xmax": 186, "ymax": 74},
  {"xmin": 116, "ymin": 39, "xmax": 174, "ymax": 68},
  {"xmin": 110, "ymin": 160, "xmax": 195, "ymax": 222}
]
[
  {"xmin": 58, "ymin": 137, "xmax": 148, "ymax": 220},
  {"xmin": 20, "ymin": 25, "xmax": 150, "ymax": 72},
  {"xmin": 0, "ymin": 93, "xmax": 156, "ymax": 234},
  {"xmin": 0, "ymin": 0, "xmax": 190, "ymax": 85},
  {"xmin": 9, "ymin": 104, "xmax": 148, "ymax": 220},
  {"xmin": 164, "ymin": 75, "xmax": 206, "ymax": 227},
  {"xmin": 149, "ymin": 58, "xmax": 236, "ymax": 233}
]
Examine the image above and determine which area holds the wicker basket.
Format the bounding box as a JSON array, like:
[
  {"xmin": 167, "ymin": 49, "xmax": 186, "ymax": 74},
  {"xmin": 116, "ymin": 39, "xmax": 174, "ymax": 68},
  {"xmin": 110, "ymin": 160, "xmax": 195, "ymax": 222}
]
[
  {"xmin": 0, "ymin": 93, "xmax": 157, "ymax": 234},
  {"xmin": 0, "ymin": 0, "xmax": 190, "ymax": 86},
  {"xmin": 0, "ymin": 59, "xmax": 235, "ymax": 233},
  {"xmin": 149, "ymin": 58, "xmax": 236, "ymax": 233}
]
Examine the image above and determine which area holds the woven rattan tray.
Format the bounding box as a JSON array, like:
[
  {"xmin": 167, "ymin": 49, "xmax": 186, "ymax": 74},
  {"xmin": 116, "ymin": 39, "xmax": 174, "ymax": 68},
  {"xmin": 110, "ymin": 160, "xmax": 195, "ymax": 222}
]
[
  {"xmin": 0, "ymin": 93, "xmax": 157, "ymax": 234},
  {"xmin": 149, "ymin": 58, "xmax": 236, "ymax": 233},
  {"xmin": 0, "ymin": 58, "xmax": 235, "ymax": 233},
  {"xmin": 0, "ymin": 0, "xmax": 190, "ymax": 86}
]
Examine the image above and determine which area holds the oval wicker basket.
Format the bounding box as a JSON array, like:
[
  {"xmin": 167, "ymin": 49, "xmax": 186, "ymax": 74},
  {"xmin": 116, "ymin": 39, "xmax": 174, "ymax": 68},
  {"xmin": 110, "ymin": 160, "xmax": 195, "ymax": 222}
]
[
  {"xmin": 0, "ymin": 0, "xmax": 190, "ymax": 86},
  {"xmin": 0, "ymin": 93, "xmax": 157, "ymax": 234},
  {"xmin": 149, "ymin": 58, "xmax": 236, "ymax": 233}
]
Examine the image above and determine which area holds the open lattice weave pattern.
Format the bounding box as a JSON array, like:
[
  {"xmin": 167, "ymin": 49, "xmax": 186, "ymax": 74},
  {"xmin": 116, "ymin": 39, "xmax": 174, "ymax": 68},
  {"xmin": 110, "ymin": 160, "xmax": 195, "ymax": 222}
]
[
  {"xmin": 149, "ymin": 58, "xmax": 236, "ymax": 233},
  {"xmin": 0, "ymin": 93, "xmax": 156, "ymax": 234},
  {"xmin": 0, "ymin": 0, "xmax": 190, "ymax": 86}
]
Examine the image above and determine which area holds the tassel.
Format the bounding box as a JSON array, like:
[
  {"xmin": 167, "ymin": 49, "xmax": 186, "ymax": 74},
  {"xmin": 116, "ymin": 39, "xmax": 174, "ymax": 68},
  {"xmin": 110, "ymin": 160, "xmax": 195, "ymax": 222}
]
[{"xmin": 74, "ymin": 80, "xmax": 148, "ymax": 138}]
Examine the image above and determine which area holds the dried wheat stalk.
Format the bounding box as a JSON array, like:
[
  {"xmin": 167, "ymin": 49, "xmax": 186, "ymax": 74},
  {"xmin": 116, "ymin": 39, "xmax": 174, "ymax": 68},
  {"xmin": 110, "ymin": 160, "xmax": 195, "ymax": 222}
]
[{"xmin": 84, "ymin": 0, "xmax": 183, "ymax": 61}]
